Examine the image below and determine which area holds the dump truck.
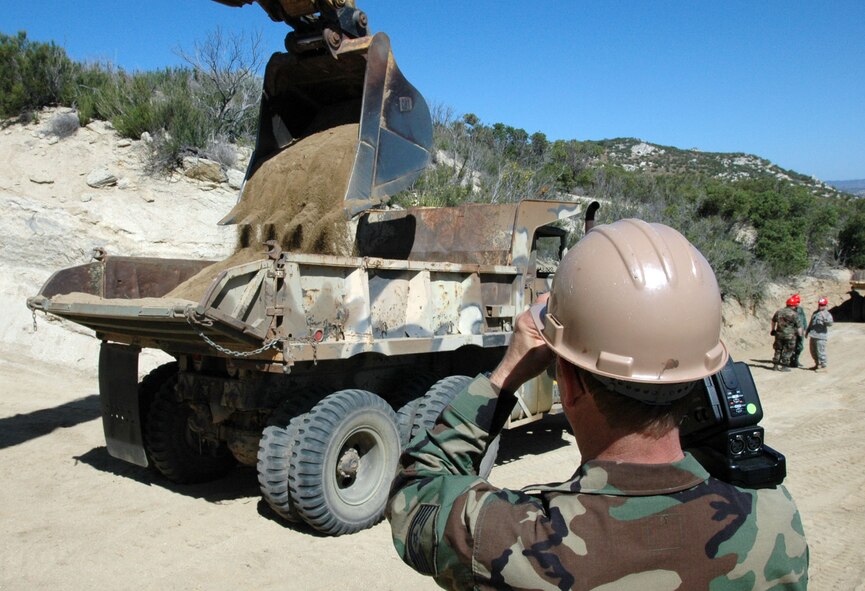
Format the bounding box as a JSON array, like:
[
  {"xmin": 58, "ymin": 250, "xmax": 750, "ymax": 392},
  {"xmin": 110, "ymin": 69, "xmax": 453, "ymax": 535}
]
[{"xmin": 27, "ymin": 0, "xmax": 593, "ymax": 536}]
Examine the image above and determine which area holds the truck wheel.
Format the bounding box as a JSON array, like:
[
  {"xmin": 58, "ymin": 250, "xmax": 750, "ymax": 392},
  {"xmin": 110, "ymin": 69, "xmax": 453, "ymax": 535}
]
[
  {"xmin": 257, "ymin": 391, "xmax": 324, "ymax": 523},
  {"xmin": 410, "ymin": 375, "xmax": 472, "ymax": 441},
  {"xmin": 145, "ymin": 377, "xmax": 235, "ymax": 484},
  {"xmin": 258, "ymin": 423, "xmax": 303, "ymax": 522},
  {"xmin": 392, "ymin": 370, "xmax": 437, "ymax": 448},
  {"xmin": 288, "ymin": 389, "xmax": 400, "ymax": 535},
  {"xmin": 412, "ymin": 375, "xmax": 500, "ymax": 479},
  {"xmin": 139, "ymin": 361, "xmax": 178, "ymax": 417},
  {"xmin": 395, "ymin": 398, "xmax": 421, "ymax": 448},
  {"xmin": 137, "ymin": 362, "xmax": 179, "ymax": 463}
]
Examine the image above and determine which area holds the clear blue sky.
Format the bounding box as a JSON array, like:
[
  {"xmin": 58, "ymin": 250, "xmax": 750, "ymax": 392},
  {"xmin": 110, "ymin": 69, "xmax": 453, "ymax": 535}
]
[{"xmin": 3, "ymin": 1, "xmax": 863, "ymax": 180}]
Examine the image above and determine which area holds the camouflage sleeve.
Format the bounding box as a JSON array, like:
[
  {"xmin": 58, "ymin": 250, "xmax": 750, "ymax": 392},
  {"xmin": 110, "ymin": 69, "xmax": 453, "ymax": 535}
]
[{"xmin": 386, "ymin": 374, "xmax": 524, "ymax": 588}]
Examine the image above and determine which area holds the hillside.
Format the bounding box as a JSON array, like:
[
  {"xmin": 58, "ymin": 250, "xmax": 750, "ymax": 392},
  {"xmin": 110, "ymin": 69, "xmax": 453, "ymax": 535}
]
[
  {"xmin": 593, "ymin": 137, "xmax": 844, "ymax": 199},
  {"xmin": 1, "ymin": 107, "xmax": 240, "ymax": 369}
]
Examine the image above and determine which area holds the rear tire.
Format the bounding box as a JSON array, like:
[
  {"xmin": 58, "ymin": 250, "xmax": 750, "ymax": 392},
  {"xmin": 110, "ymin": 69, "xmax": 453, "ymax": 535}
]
[
  {"xmin": 145, "ymin": 376, "xmax": 235, "ymax": 484},
  {"xmin": 412, "ymin": 375, "xmax": 500, "ymax": 479},
  {"xmin": 288, "ymin": 389, "xmax": 400, "ymax": 535},
  {"xmin": 410, "ymin": 375, "xmax": 473, "ymax": 441},
  {"xmin": 395, "ymin": 398, "xmax": 421, "ymax": 447},
  {"xmin": 391, "ymin": 370, "xmax": 437, "ymax": 448}
]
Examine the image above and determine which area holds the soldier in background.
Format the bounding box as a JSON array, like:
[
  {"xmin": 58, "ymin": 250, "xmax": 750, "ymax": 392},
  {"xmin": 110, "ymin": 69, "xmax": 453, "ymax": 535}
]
[
  {"xmin": 806, "ymin": 296, "xmax": 834, "ymax": 372},
  {"xmin": 791, "ymin": 293, "xmax": 807, "ymax": 367},
  {"xmin": 771, "ymin": 296, "xmax": 803, "ymax": 372},
  {"xmin": 387, "ymin": 219, "xmax": 808, "ymax": 590}
]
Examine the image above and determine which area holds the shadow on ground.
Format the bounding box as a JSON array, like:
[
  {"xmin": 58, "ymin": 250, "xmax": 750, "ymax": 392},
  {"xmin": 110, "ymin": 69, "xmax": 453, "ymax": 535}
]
[
  {"xmin": 75, "ymin": 445, "xmax": 328, "ymax": 535},
  {"xmin": 6, "ymin": 392, "xmax": 575, "ymax": 535},
  {"xmin": 747, "ymin": 358, "xmax": 814, "ymax": 372},
  {"xmin": 73, "ymin": 445, "xmax": 262, "ymax": 501},
  {"xmin": 0, "ymin": 394, "xmax": 101, "ymax": 450},
  {"xmin": 496, "ymin": 413, "xmax": 573, "ymax": 465}
]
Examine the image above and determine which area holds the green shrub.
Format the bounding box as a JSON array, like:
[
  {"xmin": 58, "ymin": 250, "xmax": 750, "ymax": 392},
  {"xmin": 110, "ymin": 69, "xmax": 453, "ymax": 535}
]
[
  {"xmin": 146, "ymin": 73, "xmax": 210, "ymax": 172},
  {"xmin": 838, "ymin": 211, "xmax": 865, "ymax": 268},
  {"xmin": 0, "ymin": 31, "xmax": 76, "ymax": 118}
]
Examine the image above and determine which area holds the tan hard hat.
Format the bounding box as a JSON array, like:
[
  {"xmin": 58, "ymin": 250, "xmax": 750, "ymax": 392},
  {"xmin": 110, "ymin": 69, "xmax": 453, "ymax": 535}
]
[{"xmin": 531, "ymin": 219, "xmax": 728, "ymax": 403}]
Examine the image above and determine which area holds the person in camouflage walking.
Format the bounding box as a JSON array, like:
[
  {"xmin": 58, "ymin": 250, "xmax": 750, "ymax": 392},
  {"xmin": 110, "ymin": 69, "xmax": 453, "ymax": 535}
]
[
  {"xmin": 771, "ymin": 296, "xmax": 804, "ymax": 372},
  {"xmin": 387, "ymin": 219, "xmax": 808, "ymax": 590},
  {"xmin": 791, "ymin": 294, "xmax": 807, "ymax": 367},
  {"xmin": 806, "ymin": 297, "xmax": 833, "ymax": 372}
]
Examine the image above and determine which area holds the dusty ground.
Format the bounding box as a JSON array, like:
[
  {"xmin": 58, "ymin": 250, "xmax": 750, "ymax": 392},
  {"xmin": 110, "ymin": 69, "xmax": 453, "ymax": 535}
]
[
  {"xmin": 1, "ymin": 111, "xmax": 864, "ymax": 589},
  {"xmin": 2, "ymin": 321, "xmax": 864, "ymax": 590}
]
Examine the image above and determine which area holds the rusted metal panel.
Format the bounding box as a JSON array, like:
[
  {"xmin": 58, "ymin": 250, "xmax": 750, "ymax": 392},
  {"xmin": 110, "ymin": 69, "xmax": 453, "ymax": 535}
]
[
  {"xmin": 34, "ymin": 257, "xmax": 214, "ymax": 300},
  {"xmin": 103, "ymin": 257, "xmax": 215, "ymax": 299},
  {"xmin": 358, "ymin": 203, "xmax": 519, "ymax": 265},
  {"xmin": 368, "ymin": 270, "xmax": 410, "ymax": 338},
  {"xmin": 38, "ymin": 262, "xmax": 103, "ymax": 298},
  {"xmin": 510, "ymin": 200, "xmax": 582, "ymax": 269},
  {"xmin": 405, "ymin": 270, "xmax": 433, "ymax": 338}
]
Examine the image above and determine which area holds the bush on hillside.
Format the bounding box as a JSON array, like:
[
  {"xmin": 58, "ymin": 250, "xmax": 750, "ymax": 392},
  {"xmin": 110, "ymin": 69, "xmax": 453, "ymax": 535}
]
[
  {"xmin": 0, "ymin": 32, "xmax": 76, "ymax": 119},
  {"xmin": 838, "ymin": 210, "xmax": 865, "ymax": 268},
  {"xmin": 1, "ymin": 29, "xmax": 259, "ymax": 172}
]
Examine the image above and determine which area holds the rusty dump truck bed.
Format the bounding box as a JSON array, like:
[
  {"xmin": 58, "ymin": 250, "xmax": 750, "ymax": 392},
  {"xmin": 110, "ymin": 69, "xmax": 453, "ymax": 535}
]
[{"xmin": 28, "ymin": 201, "xmax": 582, "ymax": 368}]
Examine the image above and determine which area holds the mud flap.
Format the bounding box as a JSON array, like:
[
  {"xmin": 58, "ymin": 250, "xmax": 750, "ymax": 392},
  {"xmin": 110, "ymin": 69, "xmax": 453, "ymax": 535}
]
[{"xmin": 99, "ymin": 343, "xmax": 148, "ymax": 467}]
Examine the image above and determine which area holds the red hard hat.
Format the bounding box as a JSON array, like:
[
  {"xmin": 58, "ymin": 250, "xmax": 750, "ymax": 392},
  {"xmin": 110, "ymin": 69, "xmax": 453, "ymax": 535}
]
[
  {"xmin": 791, "ymin": 293, "xmax": 801, "ymax": 305},
  {"xmin": 818, "ymin": 297, "xmax": 828, "ymax": 306},
  {"xmin": 786, "ymin": 296, "xmax": 797, "ymax": 307}
]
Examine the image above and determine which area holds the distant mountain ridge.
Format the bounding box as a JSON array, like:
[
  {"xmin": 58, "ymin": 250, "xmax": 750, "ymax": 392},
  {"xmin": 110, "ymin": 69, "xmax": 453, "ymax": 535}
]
[
  {"xmin": 586, "ymin": 137, "xmax": 846, "ymax": 199},
  {"xmin": 826, "ymin": 179, "xmax": 865, "ymax": 197}
]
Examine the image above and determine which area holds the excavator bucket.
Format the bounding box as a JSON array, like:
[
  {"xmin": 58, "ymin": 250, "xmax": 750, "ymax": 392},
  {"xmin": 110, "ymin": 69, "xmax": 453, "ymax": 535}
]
[{"xmin": 221, "ymin": 31, "xmax": 432, "ymax": 223}]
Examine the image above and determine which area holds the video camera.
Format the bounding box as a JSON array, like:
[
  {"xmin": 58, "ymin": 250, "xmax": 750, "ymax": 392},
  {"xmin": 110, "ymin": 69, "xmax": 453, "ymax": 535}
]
[{"xmin": 679, "ymin": 357, "xmax": 786, "ymax": 488}]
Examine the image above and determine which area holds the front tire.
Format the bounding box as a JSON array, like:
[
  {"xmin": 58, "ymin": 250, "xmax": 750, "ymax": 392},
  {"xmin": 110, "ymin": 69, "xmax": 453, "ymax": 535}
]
[{"xmin": 288, "ymin": 389, "xmax": 400, "ymax": 535}]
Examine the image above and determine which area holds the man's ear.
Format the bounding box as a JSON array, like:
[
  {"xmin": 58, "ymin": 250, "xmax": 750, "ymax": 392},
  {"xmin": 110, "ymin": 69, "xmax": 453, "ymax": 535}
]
[{"xmin": 557, "ymin": 358, "xmax": 587, "ymax": 409}]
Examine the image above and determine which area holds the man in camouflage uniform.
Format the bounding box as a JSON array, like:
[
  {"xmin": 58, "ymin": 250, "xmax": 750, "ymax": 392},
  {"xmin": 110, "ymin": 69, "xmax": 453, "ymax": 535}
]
[
  {"xmin": 771, "ymin": 296, "xmax": 804, "ymax": 372},
  {"xmin": 387, "ymin": 219, "xmax": 808, "ymax": 590},
  {"xmin": 791, "ymin": 294, "xmax": 807, "ymax": 367},
  {"xmin": 806, "ymin": 297, "xmax": 834, "ymax": 372}
]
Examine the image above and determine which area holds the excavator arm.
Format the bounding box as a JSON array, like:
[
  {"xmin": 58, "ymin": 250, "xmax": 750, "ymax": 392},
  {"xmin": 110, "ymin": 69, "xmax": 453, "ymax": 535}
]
[{"xmin": 211, "ymin": 0, "xmax": 369, "ymax": 42}]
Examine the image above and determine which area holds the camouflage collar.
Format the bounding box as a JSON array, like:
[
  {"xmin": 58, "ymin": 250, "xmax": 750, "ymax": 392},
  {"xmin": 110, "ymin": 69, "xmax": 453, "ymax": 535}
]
[{"xmin": 520, "ymin": 452, "xmax": 709, "ymax": 497}]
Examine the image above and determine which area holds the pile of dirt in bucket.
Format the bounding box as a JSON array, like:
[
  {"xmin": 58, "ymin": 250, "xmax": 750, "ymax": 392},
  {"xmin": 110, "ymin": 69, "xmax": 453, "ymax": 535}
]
[
  {"xmin": 166, "ymin": 124, "xmax": 359, "ymax": 302},
  {"xmin": 231, "ymin": 123, "xmax": 358, "ymax": 255}
]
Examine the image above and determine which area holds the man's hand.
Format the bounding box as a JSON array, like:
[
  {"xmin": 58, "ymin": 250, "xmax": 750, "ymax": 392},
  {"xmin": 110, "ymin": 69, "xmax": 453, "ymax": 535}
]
[{"xmin": 489, "ymin": 294, "xmax": 556, "ymax": 396}]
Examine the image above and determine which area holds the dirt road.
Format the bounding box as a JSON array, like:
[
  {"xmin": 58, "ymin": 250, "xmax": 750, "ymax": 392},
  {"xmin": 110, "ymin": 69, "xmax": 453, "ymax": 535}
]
[{"xmin": 1, "ymin": 321, "xmax": 864, "ymax": 590}]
